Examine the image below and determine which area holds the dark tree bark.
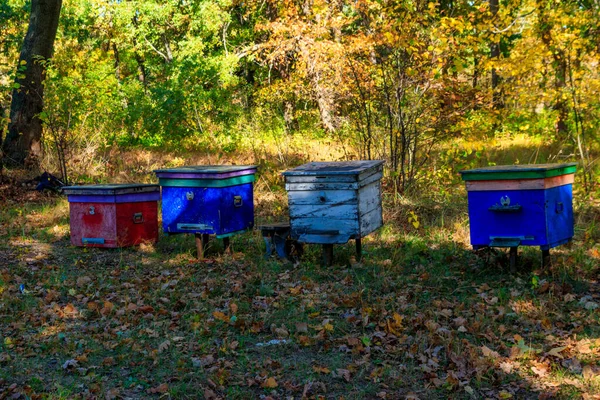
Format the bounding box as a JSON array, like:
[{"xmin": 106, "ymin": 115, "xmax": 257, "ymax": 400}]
[
  {"xmin": 489, "ymin": 0, "xmax": 503, "ymax": 109},
  {"xmin": 536, "ymin": 0, "xmax": 569, "ymax": 139},
  {"xmin": 3, "ymin": 0, "xmax": 62, "ymax": 168}
]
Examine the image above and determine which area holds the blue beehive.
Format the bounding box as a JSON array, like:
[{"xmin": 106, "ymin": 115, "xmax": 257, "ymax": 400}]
[
  {"xmin": 283, "ymin": 160, "xmax": 384, "ymax": 265},
  {"xmin": 154, "ymin": 165, "xmax": 257, "ymax": 241},
  {"xmin": 460, "ymin": 163, "xmax": 576, "ymax": 267}
]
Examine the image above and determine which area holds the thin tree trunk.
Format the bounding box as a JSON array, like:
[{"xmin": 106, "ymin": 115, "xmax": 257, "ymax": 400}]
[
  {"xmin": 3, "ymin": 0, "xmax": 62, "ymax": 168},
  {"xmin": 536, "ymin": 0, "xmax": 569, "ymax": 140},
  {"xmin": 489, "ymin": 0, "xmax": 503, "ymax": 109}
]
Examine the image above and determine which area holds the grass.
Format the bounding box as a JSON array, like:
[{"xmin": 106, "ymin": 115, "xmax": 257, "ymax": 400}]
[{"xmin": 0, "ymin": 136, "xmax": 599, "ymax": 399}]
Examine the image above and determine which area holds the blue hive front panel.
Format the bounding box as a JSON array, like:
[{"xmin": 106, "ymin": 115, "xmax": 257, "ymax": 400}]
[
  {"xmin": 161, "ymin": 183, "xmax": 254, "ymax": 236},
  {"xmin": 467, "ymin": 185, "xmax": 573, "ymax": 249}
]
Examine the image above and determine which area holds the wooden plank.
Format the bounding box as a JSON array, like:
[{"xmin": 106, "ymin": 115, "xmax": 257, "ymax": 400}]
[
  {"xmin": 291, "ymin": 217, "xmax": 359, "ymax": 237},
  {"xmin": 465, "ymin": 173, "xmax": 574, "ymax": 191},
  {"xmin": 285, "ymin": 175, "xmax": 358, "ymax": 184},
  {"xmin": 359, "ymin": 206, "xmax": 383, "ymax": 237},
  {"xmin": 288, "ymin": 189, "xmax": 358, "ymax": 206},
  {"xmin": 295, "ymin": 233, "xmax": 354, "ymax": 244},
  {"xmin": 289, "ymin": 203, "xmax": 358, "ymax": 219},
  {"xmin": 286, "ymin": 181, "xmax": 358, "ymax": 191},
  {"xmin": 358, "ymin": 163, "xmax": 384, "ymax": 182},
  {"xmin": 359, "ymin": 171, "xmax": 383, "ymax": 188},
  {"xmin": 282, "ymin": 160, "xmax": 384, "ymax": 176},
  {"xmin": 284, "ymin": 164, "xmax": 383, "ymax": 184},
  {"xmin": 285, "ymin": 172, "xmax": 382, "ymax": 191},
  {"xmin": 358, "ymin": 181, "xmax": 382, "ymax": 216}
]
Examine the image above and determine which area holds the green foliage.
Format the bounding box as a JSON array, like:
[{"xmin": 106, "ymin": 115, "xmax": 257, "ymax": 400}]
[{"xmin": 1, "ymin": 0, "xmax": 598, "ymax": 188}]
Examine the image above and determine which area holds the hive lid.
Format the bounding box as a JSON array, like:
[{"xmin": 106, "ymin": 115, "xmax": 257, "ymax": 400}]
[
  {"xmin": 282, "ymin": 160, "xmax": 384, "ymax": 176},
  {"xmin": 62, "ymin": 183, "xmax": 160, "ymax": 195},
  {"xmin": 154, "ymin": 165, "xmax": 257, "ymax": 174},
  {"xmin": 460, "ymin": 163, "xmax": 577, "ymax": 181}
]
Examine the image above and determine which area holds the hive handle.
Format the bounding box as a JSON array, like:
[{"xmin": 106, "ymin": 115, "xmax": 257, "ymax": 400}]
[{"xmin": 488, "ymin": 204, "xmax": 522, "ymax": 213}]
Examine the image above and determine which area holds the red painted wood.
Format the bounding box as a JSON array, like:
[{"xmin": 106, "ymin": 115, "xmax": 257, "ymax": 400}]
[
  {"xmin": 465, "ymin": 173, "xmax": 575, "ymax": 192},
  {"xmin": 69, "ymin": 203, "xmax": 117, "ymax": 247},
  {"xmin": 115, "ymin": 201, "xmax": 159, "ymax": 246},
  {"xmin": 69, "ymin": 201, "xmax": 158, "ymax": 248}
]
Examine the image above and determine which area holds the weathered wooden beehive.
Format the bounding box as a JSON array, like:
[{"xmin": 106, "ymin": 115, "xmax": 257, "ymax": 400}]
[
  {"xmin": 154, "ymin": 165, "xmax": 257, "ymax": 257},
  {"xmin": 283, "ymin": 160, "xmax": 384, "ymax": 265},
  {"xmin": 460, "ymin": 163, "xmax": 576, "ymax": 269},
  {"xmin": 63, "ymin": 184, "xmax": 160, "ymax": 247}
]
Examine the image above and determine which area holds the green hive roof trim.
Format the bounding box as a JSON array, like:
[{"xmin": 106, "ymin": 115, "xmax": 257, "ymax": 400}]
[{"xmin": 460, "ymin": 163, "xmax": 577, "ymax": 181}]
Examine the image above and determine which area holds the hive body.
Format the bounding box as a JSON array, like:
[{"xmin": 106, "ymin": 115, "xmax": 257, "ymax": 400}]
[
  {"xmin": 63, "ymin": 184, "xmax": 160, "ymax": 247},
  {"xmin": 460, "ymin": 163, "xmax": 576, "ymax": 250},
  {"xmin": 155, "ymin": 166, "xmax": 256, "ymax": 238},
  {"xmin": 283, "ymin": 161, "xmax": 384, "ymax": 244}
]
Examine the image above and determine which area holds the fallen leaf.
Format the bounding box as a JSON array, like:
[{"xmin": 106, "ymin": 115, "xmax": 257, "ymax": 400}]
[
  {"xmin": 336, "ymin": 368, "xmax": 351, "ymax": 382},
  {"xmin": 532, "ymin": 365, "xmax": 548, "ymax": 377},
  {"xmin": 76, "ymin": 276, "xmax": 91, "ymax": 287},
  {"xmin": 481, "ymin": 345, "xmax": 500, "ymax": 359},
  {"xmin": 500, "ymin": 361, "xmax": 514, "ymax": 373},
  {"xmin": 158, "ymin": 340, "xmax": 170, "ymax": 353},
  {"xmin": 546, "ymin": 346, "xmax": 567, "ymax": 359},
  {"xmin": 105, "ymin": 387, "xmax": 120, "ymax": 400},
  {"xmin": 101, "ymin": 301, "xmax": 114, "ymax": 315},
  {"xmin": 148, "ymin": 383, "xmax": 169, "ymax": 394},
  {"xmin": 313, "ymin": 365, "xmax": 330, "ymax": 374},
  {"xmin": 295, "ymin": 322, "xmax": 308, "ymax": 333},
  {"xmin": 213, "ymin": 311, "xmax": 229, "ymax": 323},
  {"xmin": 139, "ymin": 305, "xmax": 154, "ymax": 313},
  {"xmin": 262, "ymin": 377, "xmax": 278, "ymax": 388}
]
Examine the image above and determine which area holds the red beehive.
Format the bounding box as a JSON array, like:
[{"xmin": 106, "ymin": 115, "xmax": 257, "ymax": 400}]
[{"xmin": 63, "ymin": 184, "xmax": 160, "ymax": 248}]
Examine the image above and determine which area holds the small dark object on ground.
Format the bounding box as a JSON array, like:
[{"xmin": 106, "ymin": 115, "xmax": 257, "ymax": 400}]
[{"xmin": 33, "ymin": 172, "xmax": 65, "ymax": 192}]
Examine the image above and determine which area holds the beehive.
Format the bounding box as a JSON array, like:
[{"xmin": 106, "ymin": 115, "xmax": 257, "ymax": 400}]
[
  {"xmin": 63, "ymin": 184, "xmax": 160, "ymax": 247},
  {"xmin": 460, "ymin": 163, "xmax": 577, "ymax": 251},
  {"xmin": 154, "ymin": 165, "xmax": 257, "ymax": 238},
  {"xmin": 283, "ymin": 160, "xmax": 384, "ymax": 247}
]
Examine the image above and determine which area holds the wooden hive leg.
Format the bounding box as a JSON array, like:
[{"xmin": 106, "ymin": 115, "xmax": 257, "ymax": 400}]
[
  {"xmin": 509, "ymin": 247, "xmax": 518, "ymax": 273},
  {"xmin": 541, "ymin": 248, "xmax": 551, "ymax": 268},
  {"xmin": 355, "ymin": 238, "xmax": 362, "ymax": 262},
  {"xmin": 322, "ymin": 244, "xmax": 334, "ymax": 267},
  {"xmin": 223, "ymin": 237, "xmax": 231, "ymax": 254},
  {"xmin": 195, "ymin": 233, "xmax": 210, "ymax": 259}
]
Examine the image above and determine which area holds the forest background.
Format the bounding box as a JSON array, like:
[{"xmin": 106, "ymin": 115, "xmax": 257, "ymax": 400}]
[
  {"xmin": 1, "ymin": 0, "xmax": 599, "ymax": 193},
  {"xmin": 1, "ymin": 0, "xmax": 600, "ymax": 399}
]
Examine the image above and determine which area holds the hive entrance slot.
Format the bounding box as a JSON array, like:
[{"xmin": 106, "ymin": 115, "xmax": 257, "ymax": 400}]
[{"xmin": 489, "ymin": 237, "xmax": 522, "ymax": 248}]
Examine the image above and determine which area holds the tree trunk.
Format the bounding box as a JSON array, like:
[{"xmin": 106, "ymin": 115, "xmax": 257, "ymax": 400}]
[
  {"xmin": 3, "ymin": 0, "xmax": 62, "ymax": 168},
  {"xmin": 489, "ymin": 0, "xmax": 503, "ymax": 109},
  {"xmin": 536, "ymin": 0, "xmax": 569, "ymax": 140}
]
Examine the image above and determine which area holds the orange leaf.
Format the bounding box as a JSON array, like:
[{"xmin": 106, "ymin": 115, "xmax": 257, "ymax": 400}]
[
  {"xmin": 313, "ymin": 365, "xmax": 331, "ymax": 374},
  {"xmin": 262, "ymin": 377, "xmax": 278, "ymax": 388},
  {"xmin": 213, "ymin": 311, "xmax": 229, "ymax": 323}
]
